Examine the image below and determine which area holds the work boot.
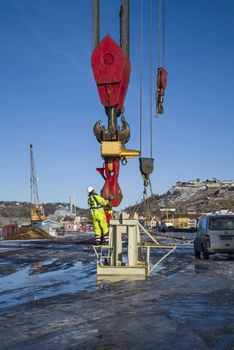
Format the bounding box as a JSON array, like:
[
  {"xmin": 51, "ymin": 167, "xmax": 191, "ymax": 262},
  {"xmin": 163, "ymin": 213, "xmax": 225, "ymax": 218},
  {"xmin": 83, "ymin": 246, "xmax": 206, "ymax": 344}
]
[
  {"xmin": 103, "ymin": 233, "xmax": 109, "ymax": 245},
  {"xmin": 94, "ymin": 235, "xmax": 101, "ymax": 245}
]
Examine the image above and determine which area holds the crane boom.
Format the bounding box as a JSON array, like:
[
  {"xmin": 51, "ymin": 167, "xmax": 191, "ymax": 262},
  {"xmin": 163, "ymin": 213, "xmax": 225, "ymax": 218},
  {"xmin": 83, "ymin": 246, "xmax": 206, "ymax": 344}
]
[{"xmin": 30, "ymin": 144, "xmax": 40, "ymax": 205}]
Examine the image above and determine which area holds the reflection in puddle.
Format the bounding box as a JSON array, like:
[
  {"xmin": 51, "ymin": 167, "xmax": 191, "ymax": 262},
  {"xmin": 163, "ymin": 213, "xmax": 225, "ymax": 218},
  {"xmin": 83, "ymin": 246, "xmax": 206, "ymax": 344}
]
[{"xmin": 0, "ymin": 258, "xmax": 97, "ymax": 308}]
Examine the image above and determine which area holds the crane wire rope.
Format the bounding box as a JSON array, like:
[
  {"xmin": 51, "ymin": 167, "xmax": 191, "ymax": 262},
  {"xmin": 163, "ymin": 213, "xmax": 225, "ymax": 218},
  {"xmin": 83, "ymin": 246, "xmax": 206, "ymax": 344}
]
[
  {"xmin": 139, "ymin": 0, "xmax": 153, "ymax": 158},
  {"xmin": 150, "ymin": 0, "xmax": 153, "ymax": 159},
  {"xmin": 132, "ymin": 0, "xmax": 155, "ymax": 225},
  {"xmin": 158, "ymin": 0, "xmax": 161, "ymax": 66},
  {"xmin": 162, "ymin": 0, "xmax": 165, "ymax": 67},
  {"xmin": 130, "ymin": 189, "xmax": 145, "ymax": 218},
  {"xmin": 158, "ymin": 0, "xmax": 165, "ymax": 67},
  {"xmin": 139, "ymin": 0, "xmax": 143, "ymax": 154}
]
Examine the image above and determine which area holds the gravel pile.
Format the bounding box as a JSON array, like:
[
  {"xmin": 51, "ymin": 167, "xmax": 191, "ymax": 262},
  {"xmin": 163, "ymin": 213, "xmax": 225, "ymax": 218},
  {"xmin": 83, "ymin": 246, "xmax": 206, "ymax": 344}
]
[{"xmin": 9, "ymin": 226, "xmax": 53, "ymax": 240}]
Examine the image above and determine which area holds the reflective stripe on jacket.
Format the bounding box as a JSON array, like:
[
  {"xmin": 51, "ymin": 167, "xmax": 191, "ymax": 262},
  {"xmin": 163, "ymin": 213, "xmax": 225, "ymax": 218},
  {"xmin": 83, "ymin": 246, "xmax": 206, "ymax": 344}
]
[{"xmin": 88, "ymin": 194, "xmax": 108, "ymax": 210}]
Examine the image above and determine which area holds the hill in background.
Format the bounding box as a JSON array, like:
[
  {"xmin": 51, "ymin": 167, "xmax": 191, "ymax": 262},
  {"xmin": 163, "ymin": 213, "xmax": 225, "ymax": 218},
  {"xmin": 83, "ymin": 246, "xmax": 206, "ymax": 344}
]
[
  {"xmin": 1, "ymin": 180, "xmax": 234, "ymax": 226},
  {"xmin": 125, "ymin": 183, "xmax": 234, "ymax": 216}
]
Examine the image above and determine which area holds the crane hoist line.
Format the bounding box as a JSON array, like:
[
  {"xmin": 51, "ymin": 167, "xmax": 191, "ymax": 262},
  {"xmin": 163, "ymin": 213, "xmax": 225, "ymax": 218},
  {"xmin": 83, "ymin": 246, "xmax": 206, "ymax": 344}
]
[
  {"xmin": 91, "ymin": 0, "xmax": 168, "ymax": 208},
  {"xmin": 30, "ymin": 144, "xmax": 46, "ymax": 224},
  {"xmin": 91, "ymin": 0, "xmax": 140, "ymax": 208},
  {"xmin": 156, "ymin": 0, "xmax": 168, "ymax": 115}
]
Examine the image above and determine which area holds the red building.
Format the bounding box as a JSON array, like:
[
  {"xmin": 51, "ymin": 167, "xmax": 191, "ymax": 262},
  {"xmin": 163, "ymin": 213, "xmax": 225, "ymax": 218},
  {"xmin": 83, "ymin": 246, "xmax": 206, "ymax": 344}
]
[{"xmin": 2, "ymin": 224, "xmax": 18, "ymax": 239}]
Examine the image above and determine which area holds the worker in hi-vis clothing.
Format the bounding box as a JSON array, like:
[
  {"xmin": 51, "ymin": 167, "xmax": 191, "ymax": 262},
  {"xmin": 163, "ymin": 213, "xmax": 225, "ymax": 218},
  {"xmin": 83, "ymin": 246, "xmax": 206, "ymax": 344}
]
[{"xmin": 87, "ymin": 186, "xmax": 111, "ymax": 245}]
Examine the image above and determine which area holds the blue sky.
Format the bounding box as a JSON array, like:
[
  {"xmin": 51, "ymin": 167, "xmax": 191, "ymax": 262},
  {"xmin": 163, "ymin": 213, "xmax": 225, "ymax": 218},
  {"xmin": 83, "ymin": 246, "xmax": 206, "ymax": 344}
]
[{"xmin": 1, "ymin": 0, "xmax": 234, "ymax": 209}]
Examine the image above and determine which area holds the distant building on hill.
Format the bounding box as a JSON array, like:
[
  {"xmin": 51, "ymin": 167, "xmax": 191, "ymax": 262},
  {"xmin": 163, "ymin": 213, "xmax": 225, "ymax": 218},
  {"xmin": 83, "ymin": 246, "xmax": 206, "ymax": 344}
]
[
  {"xmin": 175, "ymin": 178, "xmax": 234, "ymax": 189},
  {"xmin": 205, "ymin": 178, "xmax": 221, "ymax": 188}
]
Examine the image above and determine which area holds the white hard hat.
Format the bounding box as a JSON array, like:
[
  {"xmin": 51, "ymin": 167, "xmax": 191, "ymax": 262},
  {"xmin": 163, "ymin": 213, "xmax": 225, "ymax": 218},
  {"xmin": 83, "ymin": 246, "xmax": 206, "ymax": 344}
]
[{"xmin": 87, "ymin": 186, "xmax": 94, "ymax": 194}]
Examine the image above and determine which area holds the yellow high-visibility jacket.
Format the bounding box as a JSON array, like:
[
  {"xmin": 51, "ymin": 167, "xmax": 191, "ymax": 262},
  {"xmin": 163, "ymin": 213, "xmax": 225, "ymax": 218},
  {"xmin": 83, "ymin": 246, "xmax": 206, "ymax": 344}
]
[
  {"xmin": 88, "ymin": 194, "xmax": 108, "ymax": 210},
  {"xmin": 88, "ymin": 194, "xmax": 109, "ymax": 236}
]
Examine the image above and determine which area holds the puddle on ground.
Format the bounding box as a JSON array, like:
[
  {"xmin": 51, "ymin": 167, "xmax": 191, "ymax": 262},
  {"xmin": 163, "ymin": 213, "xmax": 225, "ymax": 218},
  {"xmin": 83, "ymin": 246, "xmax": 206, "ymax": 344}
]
[{"xmin": 0, "ymin": 258, "xmax": 97, "ymax": 308}]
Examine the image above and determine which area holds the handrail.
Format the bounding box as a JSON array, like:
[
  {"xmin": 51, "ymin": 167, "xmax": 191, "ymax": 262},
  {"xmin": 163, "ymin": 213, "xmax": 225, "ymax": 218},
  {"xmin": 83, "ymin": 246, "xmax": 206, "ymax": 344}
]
[
  {"xmin": 149, "ymin": 245, "xmax": 176, "ymax": 274},
  {"xmin": 137, "ymin": 222, "xmax": 176, "ymax": 274},
  {"xmin": 138, "ymin": 222, "xmax": 160, "ymax": 244}
]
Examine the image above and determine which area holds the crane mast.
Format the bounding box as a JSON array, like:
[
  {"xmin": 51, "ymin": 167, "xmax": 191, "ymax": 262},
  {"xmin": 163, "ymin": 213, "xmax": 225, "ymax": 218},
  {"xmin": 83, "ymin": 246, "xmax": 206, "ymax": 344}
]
[
  {"xmin": 30, "ymin": 144, "xmax": 40, "ymax": 205},
  {"xmin": 30, "ymin": 144, "xmax": 46, "ymax": 224}
]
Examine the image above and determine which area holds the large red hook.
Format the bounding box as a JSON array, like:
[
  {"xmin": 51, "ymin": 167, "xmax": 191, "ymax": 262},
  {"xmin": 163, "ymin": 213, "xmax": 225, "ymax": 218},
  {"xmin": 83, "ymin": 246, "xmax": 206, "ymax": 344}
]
[{"xmin": 97, "ymin": 158, "xmax": 123, "ymax": 207}]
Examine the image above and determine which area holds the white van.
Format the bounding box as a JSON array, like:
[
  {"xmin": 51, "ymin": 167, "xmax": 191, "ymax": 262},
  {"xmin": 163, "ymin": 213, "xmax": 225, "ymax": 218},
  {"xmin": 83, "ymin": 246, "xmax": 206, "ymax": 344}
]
[{"xmin": 194, "ymin": 214, "xmax": 234, "ymax": 259}]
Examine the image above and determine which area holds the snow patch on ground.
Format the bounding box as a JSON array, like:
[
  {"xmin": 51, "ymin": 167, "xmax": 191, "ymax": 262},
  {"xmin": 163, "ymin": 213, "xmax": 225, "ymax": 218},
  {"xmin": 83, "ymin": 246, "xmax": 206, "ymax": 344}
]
[{"xmin": 169, "ymin": 186, "xmax": 207, "ymax": 202}]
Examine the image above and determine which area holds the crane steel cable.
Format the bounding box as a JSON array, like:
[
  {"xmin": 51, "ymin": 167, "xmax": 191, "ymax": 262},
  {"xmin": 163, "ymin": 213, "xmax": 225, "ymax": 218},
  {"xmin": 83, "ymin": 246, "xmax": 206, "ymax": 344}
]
[
  {"xmin": 156, "ymin": 0, "xmax": 167, "ymax": 117},
  {"xmin": 158, "ymin": 0, "xmax": 165, "ymax": 66},
  {"xmin": 139, "ymin": 0, "xmax": 142, "ymax": 154},
  {"xmin": 162, "ymin": 0, "xmax": 165, "ymax": 67},
  {"xmin": 130, "ymin": 189, "xmax": 145, "ymax": 218},
  {"xmin": 135, "ymin": 0, "xmax": 155, "ymax": 226},
  {"xmin": 139, "ymin": 0, "xmax": 153, "ymax": 158},
  {"xmin": 158, "ymin": 0, "xmax": 161, "ymax": 66},
  {"xmin": 120, "ymin": 0, "xmax": 130, "ymax": 57},
  {"xmin": 136, "ymin": 0, "xmax": 167, "ymax": 224},
  {"xmin": 92, "ymin": 0, "xmax": 100, "ymax": 50},
  {"xmin": 150, "ymin": 0, "xmax": 153, "ymax": 159}
]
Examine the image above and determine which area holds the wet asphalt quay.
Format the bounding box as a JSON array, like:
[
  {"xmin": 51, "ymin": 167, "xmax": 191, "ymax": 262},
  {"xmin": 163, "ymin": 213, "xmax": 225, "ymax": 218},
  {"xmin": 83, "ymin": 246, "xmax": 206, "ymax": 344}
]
[{"xmin": 0, "ymin": 234, "xmax": 234, "ymax": 350}]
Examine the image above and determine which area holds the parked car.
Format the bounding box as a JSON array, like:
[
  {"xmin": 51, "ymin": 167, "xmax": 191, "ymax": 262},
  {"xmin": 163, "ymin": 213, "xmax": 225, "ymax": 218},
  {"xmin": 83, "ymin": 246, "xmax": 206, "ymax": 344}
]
[
  {"xmin": 194, "ymin": 214, "xmax": 234, "ymax": 259},
  {"xmin": 157, "ymin": 222, "xmax": 174, "ymax": 232}
]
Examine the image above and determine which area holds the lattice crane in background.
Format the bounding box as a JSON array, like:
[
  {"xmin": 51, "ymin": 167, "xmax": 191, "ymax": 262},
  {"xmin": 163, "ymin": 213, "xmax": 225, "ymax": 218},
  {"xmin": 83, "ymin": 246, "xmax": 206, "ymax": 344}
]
[{"xmin": 30, "ymin": 144, "xmax": 46, "ymax": 224}]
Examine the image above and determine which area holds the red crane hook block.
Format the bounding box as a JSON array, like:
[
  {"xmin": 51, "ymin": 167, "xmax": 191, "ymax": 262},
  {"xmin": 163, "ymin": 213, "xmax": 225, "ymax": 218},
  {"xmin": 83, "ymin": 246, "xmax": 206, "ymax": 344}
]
[
  {"xmin": 91, "ymin": 35, "xmax": 131, "ymax": 112},
  {"xmin": 97, "ymin": 158, "xmax": 123, "ymax": 207}
]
